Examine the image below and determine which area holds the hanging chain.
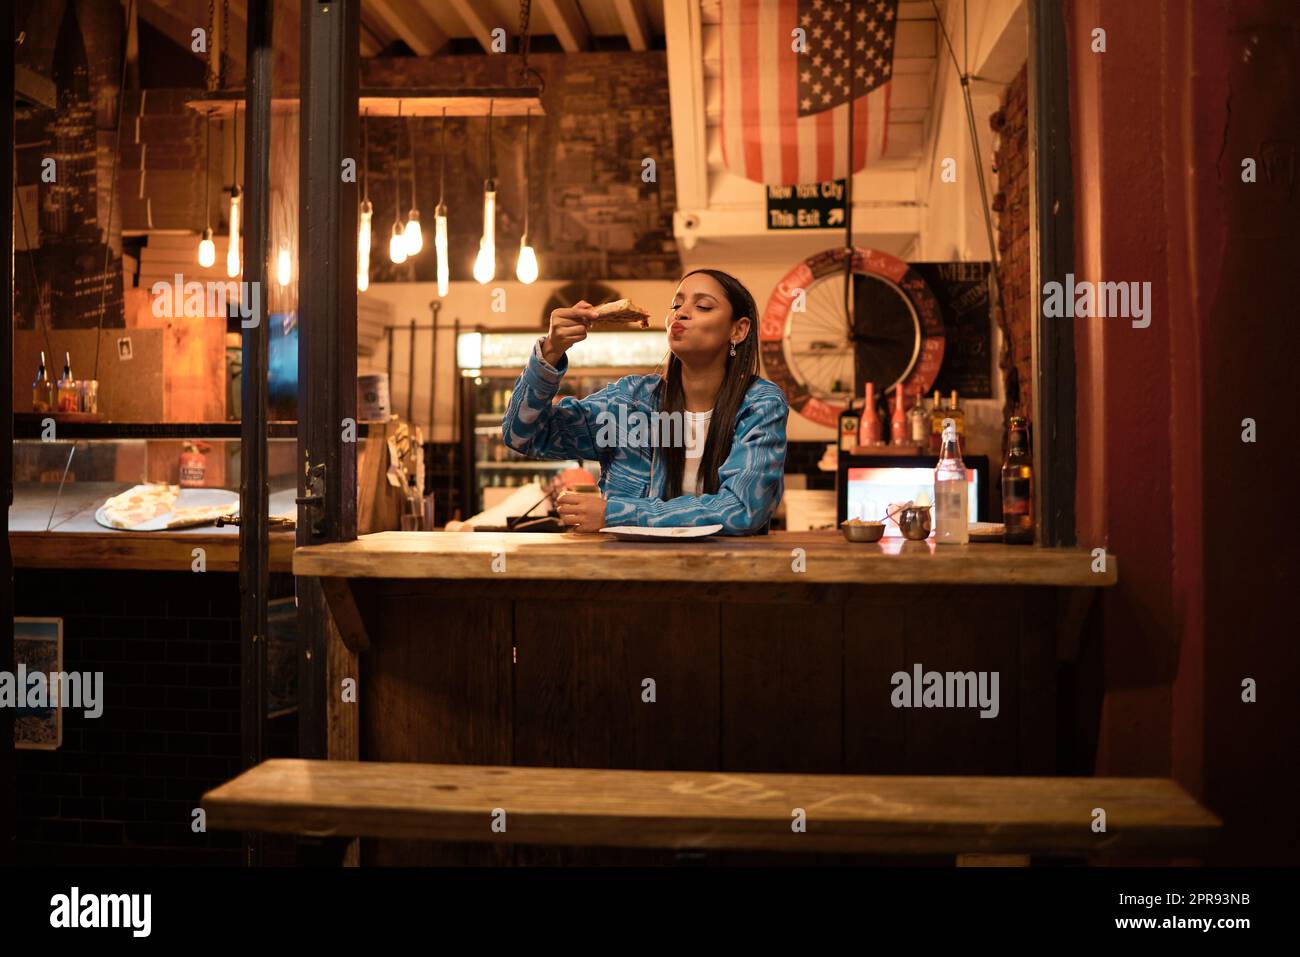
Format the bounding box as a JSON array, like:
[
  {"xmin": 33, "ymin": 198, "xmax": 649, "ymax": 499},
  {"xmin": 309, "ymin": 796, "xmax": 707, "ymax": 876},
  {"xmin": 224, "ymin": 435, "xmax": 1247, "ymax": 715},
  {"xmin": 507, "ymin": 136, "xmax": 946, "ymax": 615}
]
[
  {"xmin": 206, "ymin": 0, "xmax": 216, "ymax": 89},
  {"xmin": 518, "ymin": 0, "xmax": 532, "ymax": 68},
  {"xmin": 516, "ymin": 0, "xmax": 542, "ymax": 89},
  {"xmin": 221, "ymin": 0, "xmax": 230, "ymax": 88}
]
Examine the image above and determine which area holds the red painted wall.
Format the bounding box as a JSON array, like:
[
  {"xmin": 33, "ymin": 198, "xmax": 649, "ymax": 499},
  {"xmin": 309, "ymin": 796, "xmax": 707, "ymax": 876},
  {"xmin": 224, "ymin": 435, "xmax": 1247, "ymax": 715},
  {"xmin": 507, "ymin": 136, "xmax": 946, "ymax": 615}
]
[{"xmin": 1067, "ymin": 0, "xmax": 1299, "ymax": 862}]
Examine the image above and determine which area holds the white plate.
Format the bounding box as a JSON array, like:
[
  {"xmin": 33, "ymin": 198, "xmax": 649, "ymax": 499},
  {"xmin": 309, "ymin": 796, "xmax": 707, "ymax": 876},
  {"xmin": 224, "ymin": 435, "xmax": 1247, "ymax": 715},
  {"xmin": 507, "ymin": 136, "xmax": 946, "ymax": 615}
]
[{"xmin": 599, "ymin": 524, "xmax": 723, "ymax": 542}]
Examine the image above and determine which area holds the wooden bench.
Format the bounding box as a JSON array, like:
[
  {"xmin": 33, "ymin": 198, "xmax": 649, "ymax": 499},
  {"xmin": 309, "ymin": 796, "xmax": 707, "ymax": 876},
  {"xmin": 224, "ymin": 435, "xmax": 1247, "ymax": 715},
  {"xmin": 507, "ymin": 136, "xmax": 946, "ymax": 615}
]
[{"xmin": 202, "ymin": 759, "xmax": 1220, "ymax": 860}]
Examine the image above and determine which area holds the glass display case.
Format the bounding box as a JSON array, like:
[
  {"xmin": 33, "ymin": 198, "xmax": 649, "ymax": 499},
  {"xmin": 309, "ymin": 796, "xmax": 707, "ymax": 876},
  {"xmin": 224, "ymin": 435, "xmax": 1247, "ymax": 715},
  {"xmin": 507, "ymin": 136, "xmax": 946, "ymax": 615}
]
[{"xmin": 10, "ymin": 424, "xmax": 300, "ymax": 536}]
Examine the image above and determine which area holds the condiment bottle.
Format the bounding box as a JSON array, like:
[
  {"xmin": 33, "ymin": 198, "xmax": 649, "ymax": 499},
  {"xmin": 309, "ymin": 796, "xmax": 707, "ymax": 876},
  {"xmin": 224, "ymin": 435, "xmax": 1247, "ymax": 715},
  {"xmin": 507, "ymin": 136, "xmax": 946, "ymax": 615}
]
[
  {"xmin": 57, "ymin": 351, "xmax": 77, "ymax": 412},
  {"xmin": 934, "ymin": 419, "xmax": 969, "ymax": 544},
  {"xmin": 179, "ymin": 442, "xmax": 208, "ymax": 487},
  {"xmin": 32, "ymin": 351, "xmax": 52, "ymax": 412},
  {"xmin": 889, "ymin": 386, "xmax": 908, "ymax": 444},
  {"xmin": 857, "ymin": 382, "xmax": 880, "ymax": 446}
]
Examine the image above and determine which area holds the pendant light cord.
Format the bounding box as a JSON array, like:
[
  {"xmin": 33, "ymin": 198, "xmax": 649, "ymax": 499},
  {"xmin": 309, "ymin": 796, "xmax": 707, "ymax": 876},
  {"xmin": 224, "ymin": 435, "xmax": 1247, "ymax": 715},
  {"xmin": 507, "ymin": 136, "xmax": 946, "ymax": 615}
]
[
  {"xmin": 394, "ymin": 100, "xmax": 403, "ymax": 223},
  {"xmin": 204, "ymin": 110, "xmax": 212, "ymax": 229},
  {"xmin": 408, "ymin": 117, "xmax": 416, "ymax": 210},
  {"xmin": 362, "ymin": 108, "xmax": 369, "ymax": 202},
  {"xmin": 522, "ymin": 107, "xmax": 530, "ymax": 238},
  {"xmin": 485, "ymin": 100, "xmax": 494, "ymax": 182},
  {"xmin": 438, "ymin": 108, "xmax": 446, "ymax": 205}
]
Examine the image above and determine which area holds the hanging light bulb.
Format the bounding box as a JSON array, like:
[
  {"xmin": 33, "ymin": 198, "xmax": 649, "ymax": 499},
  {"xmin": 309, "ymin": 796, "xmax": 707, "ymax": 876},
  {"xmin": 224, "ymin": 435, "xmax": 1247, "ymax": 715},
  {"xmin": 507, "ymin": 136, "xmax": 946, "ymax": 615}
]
[
  {"xmin": 402, "ymin": 116, "xmax": 422, "ymax": 255},
  {"xmin": 403, "ymin": 208, "xmax": 423, "ymax": 256},
  {"xmin": 226, "ymin": 186, "xmax": 242, "ymax": 277},
  {"xmin": 434, "ymin": 203, "xmax": 449, "ymax": 296},
  {"xmin": 276, "ymin": 240, "xmax": 292, "ymax": 287},
  {"xmin": 514, "ymin": 109, "xmax": 538, "ymax": 285},
  {"xmin": 357, "ymin": 199, "xmax": 373, "ymax": 292},
  {"xmin": 389, "ymin": 220, "xmax": 408, "ymax": 265},
  {"xmin": 516, "ymin": 235, "xmax": 538, "ymax": 285},
  {"xmin": 434, "ymin": 109, "xmax": 450, "ymax": 296},
  {"xmin": 197, "ymin": 110, "xmax": 216, "ymax": 269},
  {"xmin": 198, "ymin": 227, "xmax": 216, "ymax": 268},
  {"xmin": 473, "ymin": 180, "xmax": 496, "ymax": 284}
]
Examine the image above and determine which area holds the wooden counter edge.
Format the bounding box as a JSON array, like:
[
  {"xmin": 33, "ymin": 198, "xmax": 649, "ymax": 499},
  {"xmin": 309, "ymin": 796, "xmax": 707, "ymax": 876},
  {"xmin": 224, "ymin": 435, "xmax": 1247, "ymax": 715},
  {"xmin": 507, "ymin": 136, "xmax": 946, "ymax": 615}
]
[
  {"xmin": 292, "ymin": 539, "xmax": 1120, "ymax": 588},
  {"xmin": 10, "ymin": 530, "xmax": 295, "ymax": 573}
]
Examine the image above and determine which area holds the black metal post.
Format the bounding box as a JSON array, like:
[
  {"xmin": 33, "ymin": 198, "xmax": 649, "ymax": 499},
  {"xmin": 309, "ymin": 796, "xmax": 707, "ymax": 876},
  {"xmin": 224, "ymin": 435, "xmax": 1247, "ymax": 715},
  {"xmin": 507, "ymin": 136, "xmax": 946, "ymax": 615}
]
[
  {"xmin": 2, "ymin": 0, "xmax": 18, "ymax": 867},
  {"xmin": 407, "ymin": 318, "xmax": 416, "ymax": 423},
  {"xmin": 239, "ymin": 0, "xmax": 274, "ymax": 866},
  {"xmin": 298, "ymin": 0, "xmax": 360, "ymax": 761},
  {"xmin": 1027, "ymin": 0, "xmax": 1077, "ymax": 546}
]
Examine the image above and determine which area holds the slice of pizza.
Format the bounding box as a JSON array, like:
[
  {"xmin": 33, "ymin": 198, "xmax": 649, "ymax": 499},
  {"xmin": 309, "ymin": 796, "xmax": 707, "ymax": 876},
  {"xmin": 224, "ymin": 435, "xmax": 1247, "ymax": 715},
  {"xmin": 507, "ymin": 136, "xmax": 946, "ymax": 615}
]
[
  {"xmin": 99, "ymin": 483, "xmax": 180, "ymax": 529},
  {"xmin": 590, "ymin": 298, "xmax": 651, "ymax": 328}
]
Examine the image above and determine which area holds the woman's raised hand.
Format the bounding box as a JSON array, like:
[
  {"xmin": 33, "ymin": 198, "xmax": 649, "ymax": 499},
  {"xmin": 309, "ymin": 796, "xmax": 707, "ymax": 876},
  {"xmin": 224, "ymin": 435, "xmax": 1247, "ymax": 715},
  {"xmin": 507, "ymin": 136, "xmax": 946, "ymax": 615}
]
[{"xmin": 541, "ymin": 300, "xmax": 599, "ymax": 367}]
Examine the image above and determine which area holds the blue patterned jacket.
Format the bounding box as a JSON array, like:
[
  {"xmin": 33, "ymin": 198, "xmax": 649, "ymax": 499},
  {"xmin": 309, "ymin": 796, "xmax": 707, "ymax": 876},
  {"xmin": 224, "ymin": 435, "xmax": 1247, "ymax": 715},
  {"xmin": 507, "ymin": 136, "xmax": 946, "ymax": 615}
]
[{"xmin": 502, "ymin": 340, "xmax": 789, "ymax": 535}]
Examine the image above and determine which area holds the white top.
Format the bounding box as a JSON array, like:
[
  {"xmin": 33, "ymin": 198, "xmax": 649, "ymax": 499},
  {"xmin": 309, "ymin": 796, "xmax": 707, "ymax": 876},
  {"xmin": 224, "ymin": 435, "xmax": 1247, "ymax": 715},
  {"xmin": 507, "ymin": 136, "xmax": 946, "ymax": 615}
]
[{"xmin": 679, "ymin": 409, "xmax": 713, "ymax": 496}]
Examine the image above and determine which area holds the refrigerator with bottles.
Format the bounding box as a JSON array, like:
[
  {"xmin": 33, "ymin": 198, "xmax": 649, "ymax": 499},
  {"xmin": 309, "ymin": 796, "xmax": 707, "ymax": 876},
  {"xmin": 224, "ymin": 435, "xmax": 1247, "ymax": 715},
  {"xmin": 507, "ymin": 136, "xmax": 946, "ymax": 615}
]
[{"xmin": 456, "ymin": 328, "xmax": 666, "ymax": 517}]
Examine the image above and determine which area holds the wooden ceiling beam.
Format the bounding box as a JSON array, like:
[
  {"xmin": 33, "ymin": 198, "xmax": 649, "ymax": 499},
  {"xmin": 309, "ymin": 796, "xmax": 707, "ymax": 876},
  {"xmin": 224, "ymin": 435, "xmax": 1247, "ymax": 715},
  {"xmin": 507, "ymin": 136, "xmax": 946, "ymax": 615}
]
[
  {"xmin": 136, "ymin": 0, "xmax": 246, "ymax": 78},
  {"xmin": 613, "ymin": 0, "xmax": 652, "ymax": 51},
  {"xmin": 365, "ymin": 0, "xmax": 448, "ymax": 56},
  {"xmin": 536, "ymin": 0, "xmax": 589, "ymax": 53},
  {"xmin": 445, "ymin": 0, "xmax": 496, "ymax": 53}
]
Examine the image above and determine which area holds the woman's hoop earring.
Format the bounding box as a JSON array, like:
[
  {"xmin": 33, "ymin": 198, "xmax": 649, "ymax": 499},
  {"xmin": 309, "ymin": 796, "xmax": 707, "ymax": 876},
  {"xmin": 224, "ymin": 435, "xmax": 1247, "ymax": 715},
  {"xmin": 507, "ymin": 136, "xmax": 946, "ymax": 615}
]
[{"xmin": 729, "ymin": 342, "xmax": 737, "ymax": 357}]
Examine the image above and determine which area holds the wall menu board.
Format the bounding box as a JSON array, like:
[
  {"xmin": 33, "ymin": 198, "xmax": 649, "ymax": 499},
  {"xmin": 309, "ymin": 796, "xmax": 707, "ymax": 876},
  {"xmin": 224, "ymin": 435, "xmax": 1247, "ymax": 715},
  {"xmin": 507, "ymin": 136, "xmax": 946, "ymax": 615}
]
[{"xmin": 913, "ymin": 262, "xmax": 994, "ymax": 399}]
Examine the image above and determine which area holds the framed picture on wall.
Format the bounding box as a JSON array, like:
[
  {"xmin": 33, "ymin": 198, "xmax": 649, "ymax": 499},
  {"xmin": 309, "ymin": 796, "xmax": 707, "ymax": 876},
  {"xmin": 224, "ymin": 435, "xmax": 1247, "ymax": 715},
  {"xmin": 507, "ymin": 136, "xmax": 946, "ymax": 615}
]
[{"xmin": 15, "ymin": 617, "xmax": 63, "ymax": 751}]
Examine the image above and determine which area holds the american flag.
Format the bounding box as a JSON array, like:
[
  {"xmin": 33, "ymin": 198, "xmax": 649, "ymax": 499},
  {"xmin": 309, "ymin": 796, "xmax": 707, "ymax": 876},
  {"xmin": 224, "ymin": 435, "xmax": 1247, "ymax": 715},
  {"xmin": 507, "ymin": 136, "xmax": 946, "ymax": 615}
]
[{"xmin": 720, "ymin": 0, "xmax": 899, "ymax": 186}]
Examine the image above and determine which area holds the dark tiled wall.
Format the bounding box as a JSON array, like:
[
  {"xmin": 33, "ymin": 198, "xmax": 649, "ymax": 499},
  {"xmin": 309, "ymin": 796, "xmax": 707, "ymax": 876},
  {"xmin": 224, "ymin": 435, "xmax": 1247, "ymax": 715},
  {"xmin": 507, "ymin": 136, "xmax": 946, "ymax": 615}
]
[{"xmin": 14, "ymin": 569, "xmax": 294, "ymax": 865}]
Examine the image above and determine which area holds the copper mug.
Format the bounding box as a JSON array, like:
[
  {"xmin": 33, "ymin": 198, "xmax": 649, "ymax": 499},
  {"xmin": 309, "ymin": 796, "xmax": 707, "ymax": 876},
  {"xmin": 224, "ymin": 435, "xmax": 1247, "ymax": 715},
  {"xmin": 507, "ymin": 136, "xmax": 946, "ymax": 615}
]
[{"xmin": 890, "ymin": 504, "xmax": 932, "ymax": 541}]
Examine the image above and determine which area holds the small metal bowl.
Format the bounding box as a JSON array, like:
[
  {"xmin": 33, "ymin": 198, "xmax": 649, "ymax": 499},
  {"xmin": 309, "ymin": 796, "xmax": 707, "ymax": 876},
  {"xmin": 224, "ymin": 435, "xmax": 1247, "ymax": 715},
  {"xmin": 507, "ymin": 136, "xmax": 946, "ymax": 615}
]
[{"xmin": 840, "ymin": 521, "xmax": 886, "ymax": 543}]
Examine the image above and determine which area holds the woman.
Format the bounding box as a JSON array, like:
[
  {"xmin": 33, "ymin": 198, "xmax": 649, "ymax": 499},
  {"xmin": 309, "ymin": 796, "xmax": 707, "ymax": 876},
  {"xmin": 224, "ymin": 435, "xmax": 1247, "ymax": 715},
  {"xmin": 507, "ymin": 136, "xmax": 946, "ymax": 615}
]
[{"xmin": 502, "ymin": 269, "xmax": 789, "ymax": 535}]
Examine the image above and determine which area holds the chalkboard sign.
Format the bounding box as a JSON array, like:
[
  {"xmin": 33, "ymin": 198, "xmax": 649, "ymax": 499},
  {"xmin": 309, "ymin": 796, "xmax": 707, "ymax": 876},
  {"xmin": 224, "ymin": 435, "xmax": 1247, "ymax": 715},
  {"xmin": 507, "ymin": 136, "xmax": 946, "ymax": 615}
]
[
  {"xmin": 912, "ymin": 262, "xmax": 993, "ymax": 399},
  {"xmin": 765, "ymin": 179, "xmax": 847, "ymax": 230}
]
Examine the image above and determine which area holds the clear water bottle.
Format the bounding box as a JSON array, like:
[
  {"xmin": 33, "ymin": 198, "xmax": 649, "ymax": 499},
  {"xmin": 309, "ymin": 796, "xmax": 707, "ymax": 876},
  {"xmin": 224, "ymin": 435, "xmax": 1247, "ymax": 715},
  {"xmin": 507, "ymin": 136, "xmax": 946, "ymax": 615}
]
[{"xmin": 934, "ymin": 418, "xmax": 969, "ymax": 544}]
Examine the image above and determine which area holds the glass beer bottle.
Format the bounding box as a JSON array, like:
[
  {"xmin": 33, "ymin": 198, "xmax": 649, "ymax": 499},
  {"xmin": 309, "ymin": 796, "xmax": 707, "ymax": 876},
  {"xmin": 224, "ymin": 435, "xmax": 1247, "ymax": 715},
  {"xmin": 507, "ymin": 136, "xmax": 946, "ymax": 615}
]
[
  {"xmin": 934, "ymin": 419, "xmax": 969, "ymax": 544},
  {"xmin": 1002, "ymin": 416, "xmax": 1034, "ymax": 544}
]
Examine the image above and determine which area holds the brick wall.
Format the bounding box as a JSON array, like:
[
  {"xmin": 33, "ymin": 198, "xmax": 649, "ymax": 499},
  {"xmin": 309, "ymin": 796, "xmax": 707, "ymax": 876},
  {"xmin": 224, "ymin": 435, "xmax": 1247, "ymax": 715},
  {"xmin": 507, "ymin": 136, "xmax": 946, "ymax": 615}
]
[
  {"xmin": 362, "ymin": 52, "xmax": 680, "ymax": 284},
  {"xmin": 15, "ymin": 569, "xmax": 294, "ymax": 865},
  {"xmin": 991, "ymin": 64, "xmax": 1031, "ymax": 424}
]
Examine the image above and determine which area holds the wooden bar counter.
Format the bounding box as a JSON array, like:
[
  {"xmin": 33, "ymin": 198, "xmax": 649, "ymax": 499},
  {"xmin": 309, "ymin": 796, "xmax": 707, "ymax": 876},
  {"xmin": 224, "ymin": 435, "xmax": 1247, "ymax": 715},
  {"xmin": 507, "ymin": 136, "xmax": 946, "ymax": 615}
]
[{"xmin": 296, "ymin": 530, "xmax": 1115, "ymax": 863}]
